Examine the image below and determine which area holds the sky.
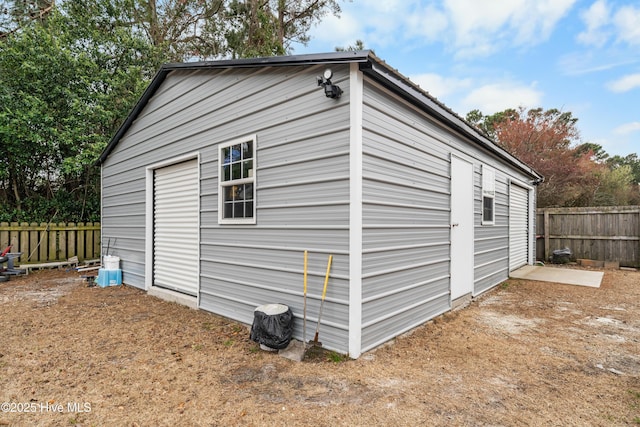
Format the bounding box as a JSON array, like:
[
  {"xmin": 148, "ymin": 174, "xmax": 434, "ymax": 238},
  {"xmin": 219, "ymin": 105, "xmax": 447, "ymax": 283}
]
[{"xmin": 291, "ymin": 0, "xmax": 640, "ymax": 158}]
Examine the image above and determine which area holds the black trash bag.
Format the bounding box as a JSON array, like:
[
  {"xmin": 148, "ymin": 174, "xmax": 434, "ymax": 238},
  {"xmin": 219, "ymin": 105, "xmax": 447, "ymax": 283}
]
[
  {"xmin": 552, "ymin": 247, "xmax": 572, "ymax": 264},
  {"xmin": 250, "ymin": 304, "xmax": 293, "ymax": 350}
]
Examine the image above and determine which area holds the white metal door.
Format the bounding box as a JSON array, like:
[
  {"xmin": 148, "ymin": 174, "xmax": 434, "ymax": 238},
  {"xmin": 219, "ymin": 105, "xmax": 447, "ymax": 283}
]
[
  {"xmin": 450, "ymin": 157, "xmax": 475, "ymax": 300},
  {"xmin": 153, "ymin": 159, "xmax": 199, "ymax": 296},
  {"xmin": 509, "ymin": 183, "xmax": 529, "ymax": 271}
]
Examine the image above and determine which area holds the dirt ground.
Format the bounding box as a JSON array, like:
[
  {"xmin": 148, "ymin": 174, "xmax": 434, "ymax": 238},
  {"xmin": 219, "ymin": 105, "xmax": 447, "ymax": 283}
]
[{"xmin": 1, "ymin": 266, "xmax": 639, "ymax": 426}]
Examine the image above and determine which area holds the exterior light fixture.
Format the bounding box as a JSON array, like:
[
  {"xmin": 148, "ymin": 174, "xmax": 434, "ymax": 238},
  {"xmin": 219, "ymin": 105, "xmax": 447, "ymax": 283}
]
[{"xmin": 317, "ymin": 68, "xmax": 343, "ymax": 99}]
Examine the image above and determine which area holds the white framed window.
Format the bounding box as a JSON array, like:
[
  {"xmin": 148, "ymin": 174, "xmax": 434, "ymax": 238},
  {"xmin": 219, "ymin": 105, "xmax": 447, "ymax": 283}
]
[
  {"xmin": 482, "ymin": 165, "xmax": 495, "ymax": 225},
  {"xmin": 218, "ymin": 135, "xmax": 256, "ymax": 224}
]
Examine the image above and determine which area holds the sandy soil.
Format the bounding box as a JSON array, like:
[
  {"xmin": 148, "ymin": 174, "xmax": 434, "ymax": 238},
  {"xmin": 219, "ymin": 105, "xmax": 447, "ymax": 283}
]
[{"xmin": 0, "ymin": 266, "xmax": 639, "ymax": 426}]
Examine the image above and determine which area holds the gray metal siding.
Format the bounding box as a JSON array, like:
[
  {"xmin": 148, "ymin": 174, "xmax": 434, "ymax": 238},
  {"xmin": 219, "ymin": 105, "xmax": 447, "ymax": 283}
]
[
  {"xmin": 101, "ymin": 169, "xmax": 146, "ymax": 288},
  {"xmin": 102, "ymin": 59, "xmax": 538, "ymax": 356},
  {"xmin": 197, "ymin": 73, "xmax": 353, "ymax": 354},
  {"xmin": 102, "ymin": 64, "xmax": 352, "ymax": 353},
  {"xmin": 360, "ymin": 82, "xmax": 451, "ymax": 351},
  {"xmin": 473, "ymin": 167, "xmax": 510, "ymax": 294},
  {"xmin": 358, "ymin": 79, "xmax": 536, "ymax": 351}
]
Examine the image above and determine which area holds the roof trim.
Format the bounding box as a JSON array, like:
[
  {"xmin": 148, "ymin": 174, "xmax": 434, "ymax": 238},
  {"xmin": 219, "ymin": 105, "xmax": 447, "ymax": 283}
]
[
  {"xmin": 97, "ymin": 50, "xmax": 542, "ymax": 182},
  {"xmin": 360, "ymin": 53, "xmax": 542, "ymax": 181},
  {"xmin": 97, "ymin": 51, "xmax": 371, "ymax": 165}
]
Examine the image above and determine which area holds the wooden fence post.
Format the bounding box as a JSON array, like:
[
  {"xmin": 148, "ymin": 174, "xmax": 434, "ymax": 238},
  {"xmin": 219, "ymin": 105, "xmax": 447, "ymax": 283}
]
[{"xmin": 544, "ymin": 209, "xmax": 550, "ymax": 262}]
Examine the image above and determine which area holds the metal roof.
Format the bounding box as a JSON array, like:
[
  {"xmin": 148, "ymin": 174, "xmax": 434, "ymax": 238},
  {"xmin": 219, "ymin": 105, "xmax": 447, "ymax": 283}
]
[{"xmin": 97, "ymin": 50, "xmax": 542, "ymax": 182}]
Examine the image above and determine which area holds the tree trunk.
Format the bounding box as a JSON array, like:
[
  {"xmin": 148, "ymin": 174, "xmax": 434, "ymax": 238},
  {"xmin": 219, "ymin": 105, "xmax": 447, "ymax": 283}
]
[
  {"xmin": 11, "ymin": 176, "xmax": 21, "ymax": 211},
  {"xmin": 148, "ymin": 0, "xmax": 160, "ymax": 46},
  {"xmin": 277, "ymin": 0, "xmax": 285, "ymax": 46}
]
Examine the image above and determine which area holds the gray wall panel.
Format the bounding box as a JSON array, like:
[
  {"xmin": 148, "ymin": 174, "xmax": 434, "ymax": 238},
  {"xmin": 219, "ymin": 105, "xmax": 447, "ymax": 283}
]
[
  {"xmin": 361, "ymin": 294, "xmax": 449, "ymax": 352},
  {"xmin": 359, "ymin": 81, "xmax": 453, "ymax": 350},
  {"xmin": 362, "ymin": 227, "xmax": 450, "ymax": 251},
  {"xmin": 102, "ymin": 63, "xmax": 352, "ymax": 352},
  {"xmin": 201, "ymin": 227, "xmax": 349, "ymax": 252},
  {"xmin": 102, "ymin": 59, "xmax": 537, "ymax": 356},
  {"xmin": 362, "ymin": 261, "xmax": 450, "ymax": 299}
]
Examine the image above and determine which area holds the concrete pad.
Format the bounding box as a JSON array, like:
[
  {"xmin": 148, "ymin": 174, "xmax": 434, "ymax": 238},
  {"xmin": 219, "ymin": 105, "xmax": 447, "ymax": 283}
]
[
  {"xmin": 510, "ymin": 265, "xmax": 603, "ymax": 288},
  {"xmin": 278, "ymin": 339, "xmax": 306, "ymax": 362}
]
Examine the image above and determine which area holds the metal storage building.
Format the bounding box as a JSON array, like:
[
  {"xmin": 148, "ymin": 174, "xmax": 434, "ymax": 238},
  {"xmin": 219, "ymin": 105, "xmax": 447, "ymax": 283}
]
[{"xmin": 98, "ymin": 50, "xmax": 542, "ymax": 358}]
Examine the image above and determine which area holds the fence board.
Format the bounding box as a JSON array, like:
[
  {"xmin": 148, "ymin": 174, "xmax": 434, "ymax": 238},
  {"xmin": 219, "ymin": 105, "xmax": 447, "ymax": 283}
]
[
  {"xmin": 19, "ymin": 223, "xmax": 29, "ymax": 264},
  {"xmin": 0, "ymin": 223, "xmax": 8, "ymax": 249},
  {"xmin": 10, "ymin": 222, "xmax": 19, "ymax": 259},
  {"xmin": 86, "ymin": 224, "xmax": 94, "ymax": 259},
  {"xmin": 29, "ymin": 222, "xmax": 38, "ymax": 262},
  {"xmin": 68, "ymin": 223, "xmax": 76, "ymax": 259},
  {"xmin": 78, "ymin": 223, "xmax": 85, "ymax": 261},
  {"xmin": 94, "ymin": 225, "xmax": 100, "ymax": 259},
  {"xmin": 0, "ymin": 222, "xmax": 101, "ymax": 264},
  {"xmin": 536, "ymin": 206, "xmax": 640, "ymax": 267},
  {"xmin": 39, "ymin": 223, "xmax": 48, "ymax": 262},
  {"xmin": 48, "ymin": 225, "xmax": 57, "ymax": 261},
  {"xmin": 59, "ymin": 223, "xmax": 67, "ymax": 262}
]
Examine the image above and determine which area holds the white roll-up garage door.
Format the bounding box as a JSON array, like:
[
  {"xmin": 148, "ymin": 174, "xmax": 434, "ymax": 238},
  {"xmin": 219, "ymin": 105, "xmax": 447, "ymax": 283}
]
[
  {"xmin": 509, "ymin": 183, "xmax": 529, "ymax": 271},
  {"xmin": 153, "ymin": 159, "xmax": 199, "ymax": 296}
]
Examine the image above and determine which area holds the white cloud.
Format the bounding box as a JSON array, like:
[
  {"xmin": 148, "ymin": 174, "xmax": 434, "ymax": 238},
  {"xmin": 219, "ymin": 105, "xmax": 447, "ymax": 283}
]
[
  {"xmin": 406, "ymin": 4, "xmax": 449, "ymax": 42},
  {"xmin": 460, "ymin": 82, "xmax": 543, "ymax": 114},
  {"xmin": 304, "ymin": 0, "xmax": 576, "ymax": 59},
  {"xmin": 303, "ymin": 10, "xmax": 362, "ymax": 49},
  {"xmin": 613, "ymin": 5, "xmax": 640, "ymax": 46},
  {"xmin": 310, "ymin": 0, "xmax": 430, "ymax": 51},
  {"xmin": 409, "ymin": 73, "xmax": 473, "ymax": 99},
  {"xmin": 576, "ymin": 1, "xmax": 640, "ymax": 48},
  {"xmin": 577, "ymin": 0, "xmax": 611, "ymax": 46},
  {"xmin": 558, "ymin": 50, "xmax": 638, "ymax": 75},
  {"xmin": 441, "ymin": 0, "xmax": 576, "ymax": 58},
  {"xmin": 614, "ymin": 122, "xmax": 640, "ymax": 135},
  {"xmin": 606, "ymin": 73, "xmax": 640, "ymax": 92}
]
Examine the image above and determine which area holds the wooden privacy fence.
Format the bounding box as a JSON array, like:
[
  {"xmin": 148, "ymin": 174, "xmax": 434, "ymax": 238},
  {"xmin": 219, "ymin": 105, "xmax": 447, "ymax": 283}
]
[
  {"xmin": 0, "ymin": 222, "xmax": 101, "ymax": 265},
  {"xmin": 536, "ymin": 206, "xmax": 640, "ymax": 267}
]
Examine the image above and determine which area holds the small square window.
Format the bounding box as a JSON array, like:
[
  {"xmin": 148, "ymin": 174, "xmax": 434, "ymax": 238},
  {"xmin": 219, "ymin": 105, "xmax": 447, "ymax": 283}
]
[
  {"xmin": 219, "ymin": 137, "xmax": 256, "ymax": 224},
  {"xmin": 482, "ymin": 196, "xmax": 494, "ymax": 223},
  {"xmin": 482, "ymin": 165, "xmax": 495, "ymax": 225}
]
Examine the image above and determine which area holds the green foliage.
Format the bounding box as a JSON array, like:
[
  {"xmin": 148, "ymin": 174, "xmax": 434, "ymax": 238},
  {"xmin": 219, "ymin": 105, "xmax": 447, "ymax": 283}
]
[
  {"xmin": 1, "ymin": 0, "xmax": 341, "ymax": 222},
  {"xmin": 466, "ymin": 108, "xmax": 519, "ymax": 139},
  {"xmin": 0, "ymin": 0, "xmax": 54, "ymax": 37},
  {"xmin": 326, "ymin": 350, "xmax": 349, "ymax": 363},
  {"xmin": 0, "ymin": 188, "xmax": 101, "ymax": 223},
  {"xmin": 217, "ymin": 0, "xmax": 342, "ymax": 58},
  {"xmin": 608, "ymin": 153, "xmax": 640, "ymax": 184},
  {"xmin": 0, "ymin": 2, "xmax": 157, "ymax": 222},
  {"xmin": 576, "ymin": 142, "xmax": 610, "ymax": 163},
  {"xmin": 223, "ymin": 0, "xmax": 285, "ymax": 58}
]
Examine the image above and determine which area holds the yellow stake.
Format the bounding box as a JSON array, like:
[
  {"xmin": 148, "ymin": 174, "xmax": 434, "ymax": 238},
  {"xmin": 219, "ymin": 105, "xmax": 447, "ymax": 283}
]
[
  {"xmin": 321, "ymin": 254, "xmax": 333, "ymax": 300},
  {"xmin": 313, "ymin": 254, "xmax": 333, "ymax": 344}
]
